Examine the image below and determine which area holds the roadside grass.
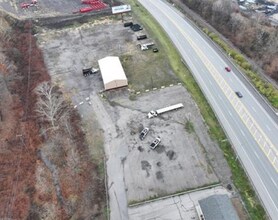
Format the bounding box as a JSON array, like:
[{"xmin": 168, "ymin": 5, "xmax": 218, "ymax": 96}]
[
  {"xmin": 128, "ymin": 0, "xmax": 266, "ymax": 219},
  {"xmin": 185, "ymin": 120, "xmax": 195, "ymax": 134}
]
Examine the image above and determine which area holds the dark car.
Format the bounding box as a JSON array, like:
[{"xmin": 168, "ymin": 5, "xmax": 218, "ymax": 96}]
[
  {"xmin": 83, "ymin": 67, "xmax": 99, "ymax": 77},
  {"xmin": 139, "ymin": 127, "xmax": 149, "ymax": 140},
  {"xmin": 235, "ymin": 91, "xmax": 243, "ymax": 98},
  {"xmin": 153, "ymin": 48, "xmax": 159, "ymax": 53},
  {"xmin": 137, "ymin": 34, "xmax": 147, "ymax": 40},
  {"xmin": 150, "ymin": 137, "xmax": 161, "ymax": 150},
  {"xmin": 124, "ymin": 22, "xmax": 133, "ymax": 27},
  {"xmin": 225, "ymin": 66, "xmax": 231, "ymax": 72},
  {"xmin": 131, "ymin": 24, "xmax": 143, "ymax": 32}
]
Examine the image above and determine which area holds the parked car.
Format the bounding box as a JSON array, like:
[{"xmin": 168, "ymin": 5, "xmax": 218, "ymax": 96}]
[
  {"xmin": 124, "ymin": 22, "xmax": 133, "ymax": 27},
  {"xmin": 235, "ymin": 91, "xmax": 243, "ymax": 98},
  {"xmin": 137, "ymin": 34, "xmax": 147, "ymax": 40},
  {"xmin": 82, "ymin": 67, "xmax": 99, "ymax": 76},
  {"xmin": 150, "ymin": 137, "xmax": 161, "ymax": 150},
  {"xmin": 225, "ymin": 66, "xmax": 231, "ymax": 72},
  {"xmin": 153, "ymin": 48, "xmax": 159, "ymax": 53},
  {"xmin": 131, "ymin": 24, "xmax": 143, "ymax": 32},
  {"xmin": 139, "ymin": 127, "xmax": 149, "ymax": 140}
]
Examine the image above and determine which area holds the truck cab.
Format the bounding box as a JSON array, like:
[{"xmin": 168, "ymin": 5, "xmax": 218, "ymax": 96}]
[{"xmin": 147, "ymin": 110, "xmax": 158, "ymax": 118}]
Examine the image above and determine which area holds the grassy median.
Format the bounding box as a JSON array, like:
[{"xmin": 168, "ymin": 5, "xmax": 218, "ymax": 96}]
[{"xmin": 127, "ymin": 0, "xmax": 267, "ymax": 219}]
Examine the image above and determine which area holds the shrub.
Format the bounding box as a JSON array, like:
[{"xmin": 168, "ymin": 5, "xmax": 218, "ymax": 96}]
[{"xmin": 241, "ymin": 62, "xmax": 252, "ymax": 70}]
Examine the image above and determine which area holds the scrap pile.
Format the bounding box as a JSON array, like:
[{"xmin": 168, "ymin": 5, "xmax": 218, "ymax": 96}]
[{"xmin": 76, "ymin": 0, "xmax": 108, "ymax": 13}]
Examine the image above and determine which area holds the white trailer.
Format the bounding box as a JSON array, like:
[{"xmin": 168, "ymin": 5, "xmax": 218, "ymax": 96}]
[{"xmin": 147, "ymin": 103, "xmax": 184, "ymax": 118}]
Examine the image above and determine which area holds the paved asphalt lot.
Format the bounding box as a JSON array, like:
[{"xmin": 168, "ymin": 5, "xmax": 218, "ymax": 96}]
[
  {"xmin": 128, "ymin": 186, "xmax": 233, "ymax": 220},
  {"xmin": 138, "ymin": 0, "xmax": 278, "ymax": 218}
]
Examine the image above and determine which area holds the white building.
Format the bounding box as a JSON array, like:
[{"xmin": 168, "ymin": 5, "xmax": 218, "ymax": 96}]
[{"xmin": 98, "ymin": 56, "xmax": 128, "ymax": 90}]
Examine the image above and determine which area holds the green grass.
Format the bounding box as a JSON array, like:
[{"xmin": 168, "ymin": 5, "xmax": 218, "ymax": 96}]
[
  {"xmin": 128, "ymin": 0, "xmax": 267, "ymax": 219},
  {"xmin": 185, "ymin": 120, "xmax": 195, "ymax": 134}
]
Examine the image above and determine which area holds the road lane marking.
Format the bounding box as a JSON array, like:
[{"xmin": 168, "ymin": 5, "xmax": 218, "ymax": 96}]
[
  {"xmin": 218, "ymin": 94, "xmax": 223, "ymax": 101},
  {"xmin": 271, "ymin": 177, "xmax": 277, "ymax": 187},
  {"xmin": 266, "ymin": 125, "xmax": 271, "ymax": 131},
  {"xmin": 254, "ymin": 151, "xmax": 259, "ymax": 159},
  {"xmin": 251, "ymin": 106, "xmax": 257, "ymax": 113},
  {"xmin": 240, "ymin": 129, "xmax": 246, "ymax": 137}
]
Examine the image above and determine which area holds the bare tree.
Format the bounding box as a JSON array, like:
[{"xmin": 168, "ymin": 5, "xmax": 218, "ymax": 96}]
[{"xmin": 35, "ymin": 81, "xmax": 69, "ymax": 129}]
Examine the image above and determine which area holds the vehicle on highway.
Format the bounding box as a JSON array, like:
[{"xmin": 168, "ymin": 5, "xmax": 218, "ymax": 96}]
[
  {"xmin": 150, "ymin": 137, "xmax": 161, "ymax": 150},
  {"xmin": 235, "ymin": 91, "xmax": 243, "ymax": 98},
  {"xmin": 225, "ymin": 66, "xmax": 231, "ymax": 72},
  {"xmin": 139, "ymin": 127, "xmax": 149, "ymax": 140}
]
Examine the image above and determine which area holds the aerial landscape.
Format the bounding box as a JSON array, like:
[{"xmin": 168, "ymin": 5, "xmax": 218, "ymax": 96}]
[{"xmin": 0, "ymin": 0, "xmax": 277, "ymax": 219}]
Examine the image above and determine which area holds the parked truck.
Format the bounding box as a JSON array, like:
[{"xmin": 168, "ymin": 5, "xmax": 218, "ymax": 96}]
[{"xmin": 147, "ymin": 103, "xmax": 184, "ymax": 118}]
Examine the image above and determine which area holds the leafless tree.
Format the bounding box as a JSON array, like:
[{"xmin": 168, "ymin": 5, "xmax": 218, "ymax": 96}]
[{"xmin": 35, "ymin": 81, "xmax": 69, "ymax": 129}]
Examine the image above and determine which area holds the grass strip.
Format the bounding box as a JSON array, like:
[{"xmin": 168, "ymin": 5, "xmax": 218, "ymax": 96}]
[{"xmin": 128, "ymin": 0, "xmax": 267, "ymax": 219}]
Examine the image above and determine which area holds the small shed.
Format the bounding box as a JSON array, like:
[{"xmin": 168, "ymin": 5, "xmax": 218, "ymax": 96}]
[
  {"xmin": 198, "ymin": 194, "xmax": 240, "ymax": 220},
  {"xmin": 98, "ymin": 56, "xmax": 128, "ymax": 90}
]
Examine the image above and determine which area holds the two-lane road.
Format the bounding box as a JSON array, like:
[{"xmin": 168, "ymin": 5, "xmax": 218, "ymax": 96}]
[{"xmin": 138, "ymin": 0, "xmax": 278, "ymax": 218}]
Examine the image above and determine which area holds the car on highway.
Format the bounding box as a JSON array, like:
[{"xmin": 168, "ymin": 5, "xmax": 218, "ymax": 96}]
[
  {"xmin": 139, "ymin": 127, "xmax": 149, "ymax": 140},
  {"xmin": 150, "ymin": 137, "xmax": 161, "ymax": 150},
  {"xmin": 235, "ymin": 91, "xmax": 243, "ymax": 98},
  {"xmin": 225, "ymin": 66, "xmax": 231, "ymax": 72}
]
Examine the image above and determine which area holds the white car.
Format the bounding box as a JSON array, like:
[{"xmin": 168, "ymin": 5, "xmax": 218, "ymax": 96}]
[
  {"xmin": 150, "ymin": 137, "xmax": 161, "ymax": 150},
  {"xmin": 139, "ymin": 127, "xmax": 149, "ymax": 140}
]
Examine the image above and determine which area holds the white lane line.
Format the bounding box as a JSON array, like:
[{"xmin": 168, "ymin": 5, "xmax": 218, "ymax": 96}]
[
  {"xmin": 240, "ymin": 129, "xmax": 246, "ymax": 137},
  {"xmin": 271, "ymin": 177, "xmax": 277, "ymax": 187},
  {"xmin": 228, "ymin": 111, "xmax": 232, "ymax": 117},
  {"xmin": 254, "ymin": 151, "xmax": 260, "ymax": 159},
  {"xmin": 266, "ymin": 125, "xmax": 271, "ymax": 131},
  {"xmin": 251, "ymin": 106, "xmax": 257, "ymax": 113},
  {"xmin": 218, "ymin": 94, "xmax": 223, "ymax": 101}
]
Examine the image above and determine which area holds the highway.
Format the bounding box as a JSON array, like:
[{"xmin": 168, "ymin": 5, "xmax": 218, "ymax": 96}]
[{"xmin": 138, "ymin": 0, "xmax": 278, "ymax": 218}]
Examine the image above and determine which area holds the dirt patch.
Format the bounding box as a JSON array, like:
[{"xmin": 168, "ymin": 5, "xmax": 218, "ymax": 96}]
[
  {"xmin": 141, "ymin": 160, "xmax": 152, "ymax": 177},
  {"xmin": 166, "ymin": 150, "xmax": 177, "ymax": 160},
  {"xmin": 156, "ymin": 171, "xmax": 164, "ymax": 181},
  {"xmin": 137, "ymin": 146, "xmax": 144, "ymax": 152}
]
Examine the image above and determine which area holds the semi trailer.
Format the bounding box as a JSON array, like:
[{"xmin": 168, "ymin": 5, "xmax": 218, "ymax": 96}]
[{"xmin": 147, "ymin": 103, "xmax": 184, "ymax": 118}]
